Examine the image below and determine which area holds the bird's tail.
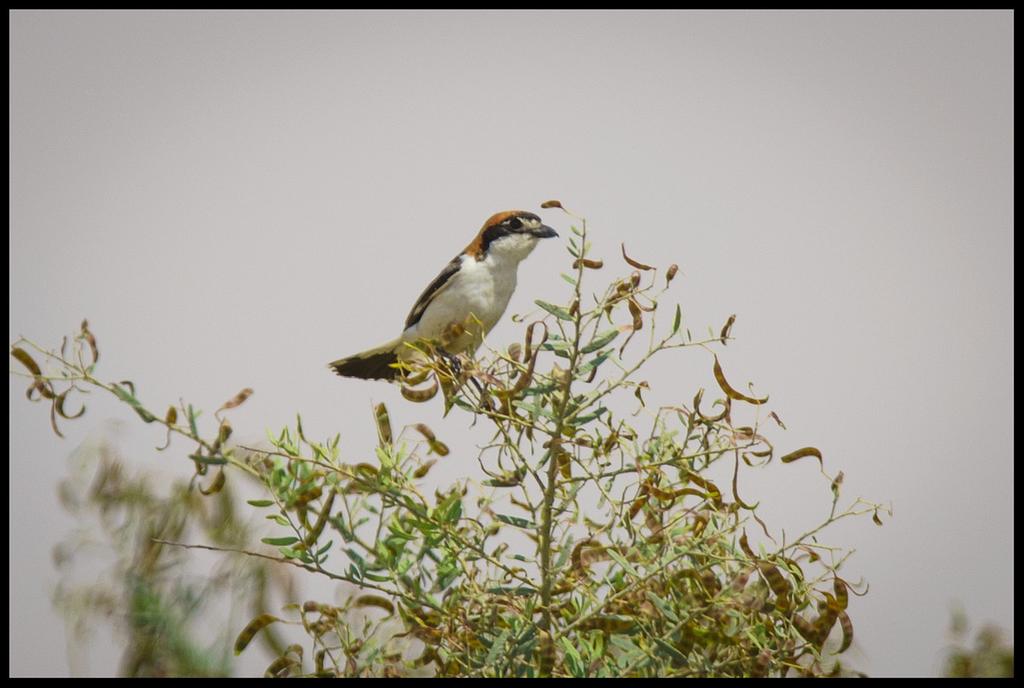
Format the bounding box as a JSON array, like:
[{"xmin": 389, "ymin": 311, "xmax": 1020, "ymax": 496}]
[{"xmin": 328, "ymin": 338, "xmax": 403, "ymax": 380}]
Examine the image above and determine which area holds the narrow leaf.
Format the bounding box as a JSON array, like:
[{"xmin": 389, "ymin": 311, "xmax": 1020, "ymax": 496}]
[
  {"xmin": 485, "ymin": 628, "xmax": 512, "ymax": 667},
  {"xmin": 535, "ymin": 300, "xmax": 573, "ymax": 321},
  {"xmin": 572, "ymin": 406, "xmax": 608, "ymax": 425},
  {"xmin": 495, "ymin": 514, "xmax": 536, "ymax": 529},
  {"xmin": 607, "ymin": 549, "xmax": 640, "ymax": 578},
  {"xmin": 582, "ymin": 329, "xmax": 619, "ymax": 353}
]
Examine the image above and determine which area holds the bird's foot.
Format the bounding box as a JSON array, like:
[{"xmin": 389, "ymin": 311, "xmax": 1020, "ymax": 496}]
[{"xmin": 437, "ymin": 348, "xmax": 463, "ymax": 379}]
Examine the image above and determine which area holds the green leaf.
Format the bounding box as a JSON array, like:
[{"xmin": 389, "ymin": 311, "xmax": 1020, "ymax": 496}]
[
  {"xmin": 433, "ymin": 493, "xmax": 462, "ymax": 523},
  {"xmin": 247, "ymin": 499, "xmax": 275, "ymax": 507},
  {"xmin": 262, "ymin": 536, "xmax": 299, "ymax": 546},
  {"xmin": 654, "ymin": 637, "xmax": 687, "ymax": 662},
  {"xmin": 345, "ymin": 548, "xmax": 367, "ymax": 574},
  {"xmin": 182, "ymin": 405, "xmax": 201, "ymax": 440},
  {"xmin": 535, "ymin": 300, "xmax": 573, "ymax": 321},
  {"xmin": 512, "ymin": 400, "xmax": 557, "ymax": 421},
  {"xmin": 645, "ymin": 591, "xmax": 680, "ymax": 623},
  {"xmin": 607, "ymin": 549, "xmax": 640, "ymax": 579},
  {"xmin": 577, "ymin": 350, "xmax": 612, "ymax": 376},
  {"xmin": 485, "ymin": 627, "xmax": 512, "ymax": 668},
  {"xmin": 582, "ymin": 329, "xmax": 620, "ymax": 353},
  {"xmin": 495, "ymin": 514, "xmax": 537, "ymax": 530},
  {"xmin": 361, "ymin": 571, "xmax": 393, "ymax": 582},
  {"xmin": 112, "ymin": 382, "xmax": 157, "ymax": 423},
  {"xmin": 487, "ymin": 585, "xmax": 537, "ymax": 596},
  {"xmin": 555, "ymin": 535, "xmax": 575, "ymax": 570},
  {"xmin": 609, "ymin": 634, "xmax": 641, "ymax": 655},
  {"xmin": 444, "ymin": 497, "xmax": 462, "ymax": 523},
  {"xmin": 189, "ymin": 453, "xmax": 227, "ymax": 465},
  {"xmin": 540, "ymin": 339, "xmax": 572, "ymax": 354},
  {"xmin": 439, "ymin": 556, "xmax": 461, "ymax": 589},
  {"xmin": 560, "ymin": 637, "xmax": 585, "ymax": 677},
  {"xmin": 572, "ymin": 406, "xmax": 608, "ymax": 425},
  {"xmin": 672, "ymin": 304, "xmax": 681, "ymax": 334}
]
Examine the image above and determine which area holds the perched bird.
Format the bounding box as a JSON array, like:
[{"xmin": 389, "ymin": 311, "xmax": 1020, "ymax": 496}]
[{"xmin": 329, "ymin": 210, "xmax": 558, "ymax": 380}]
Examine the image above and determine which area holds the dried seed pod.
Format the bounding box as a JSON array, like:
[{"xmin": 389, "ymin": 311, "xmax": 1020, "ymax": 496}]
[
  {"xmin": 211, "ymin": 420, "xmax": 233, "ymax": 452},
  {"xmin": 621, "ymin": 244, "xmax": 654, "ymax": 270},
  {"xmin": 11, "ymin": 347, "xmax": 42, "ymax": 376},
  {"xmin": 712, "ymin": 356, "xmax": 768, "ymax": 405},
  {"xmin": 401, "ymin": 379, "xmax": 439, "ymax": 402},
  {"xmin": 217, "ymin": 388, "xmax": 254, "ymax": 417},
  {"xmin": 374, "ymin": 403, "xmax": 393, "ymax": 445},
  {"xmin": 628, "ymin": 298, "xmax": 643, "ymax": 331},
  {"xmin": 80, "ymin": 319, "xmax": 99, "ymax": 363},
  {"xmin": 720, "ymin": 314, "xmax": 736, "ymax": 344}
]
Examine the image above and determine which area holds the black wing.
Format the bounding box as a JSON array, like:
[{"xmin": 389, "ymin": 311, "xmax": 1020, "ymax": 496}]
[{"xmin": 404, "ymin": 255, "xmax": 463, "ymax": 330}]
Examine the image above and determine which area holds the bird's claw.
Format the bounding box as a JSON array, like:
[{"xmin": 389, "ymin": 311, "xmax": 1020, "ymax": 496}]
[{"xmin": 437, "ymin": 348, "xmax": 463, "ymax": 378}]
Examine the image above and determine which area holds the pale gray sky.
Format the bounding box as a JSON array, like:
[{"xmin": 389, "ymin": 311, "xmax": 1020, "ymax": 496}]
[{"xmin": 9, "ymin": 10, "xmax": 1013, "ymax": 677}]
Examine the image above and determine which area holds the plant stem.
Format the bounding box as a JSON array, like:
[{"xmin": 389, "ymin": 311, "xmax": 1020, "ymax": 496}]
[{"xmin": 537, "ymin": 222, "xmax": 587, "ymax": 675}]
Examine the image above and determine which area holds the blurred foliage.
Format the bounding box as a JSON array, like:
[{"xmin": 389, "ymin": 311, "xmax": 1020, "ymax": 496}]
[
  {"xmin": 944, "ymin": 612, "xmax": 1014, "ymax": 678},
  {"xmin": 13, "ymin": 203, "xmax": 890, "ymax": 677},
  {"xmin": 51, "ymin": 436, "xmax": 295, "ymax": 676}
]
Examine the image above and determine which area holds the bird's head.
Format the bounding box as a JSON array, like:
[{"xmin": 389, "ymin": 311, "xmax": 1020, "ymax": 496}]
[{"xmin": 468, "ymin": 210, "xmax": 559, "ymax": 261}]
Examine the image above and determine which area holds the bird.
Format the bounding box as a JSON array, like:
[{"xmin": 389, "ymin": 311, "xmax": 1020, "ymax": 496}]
[{"xmin": 329, "ymin": 210, "xmax": 558, "ymax": 381}]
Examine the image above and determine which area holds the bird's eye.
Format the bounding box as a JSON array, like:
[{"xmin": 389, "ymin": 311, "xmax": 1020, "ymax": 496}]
[{"xmin": 506, "ymin": 218, "xmax": 523, "ymax": 230}]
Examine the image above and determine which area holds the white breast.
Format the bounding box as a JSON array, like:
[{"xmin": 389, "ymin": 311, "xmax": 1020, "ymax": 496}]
[{"xmin": 403, "ymin": 252, "xmax": 520, "ymax": 354}]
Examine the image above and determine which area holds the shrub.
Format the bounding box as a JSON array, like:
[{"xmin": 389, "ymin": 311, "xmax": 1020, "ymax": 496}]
[{"xmin": 12, "ymin": 205, "xmax": 886, "ymax": 677}]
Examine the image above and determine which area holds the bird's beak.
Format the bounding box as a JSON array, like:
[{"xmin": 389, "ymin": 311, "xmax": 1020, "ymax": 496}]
[{"xmin": 533, "ymin": 224, "xmax": 558, "ymax": 239}]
